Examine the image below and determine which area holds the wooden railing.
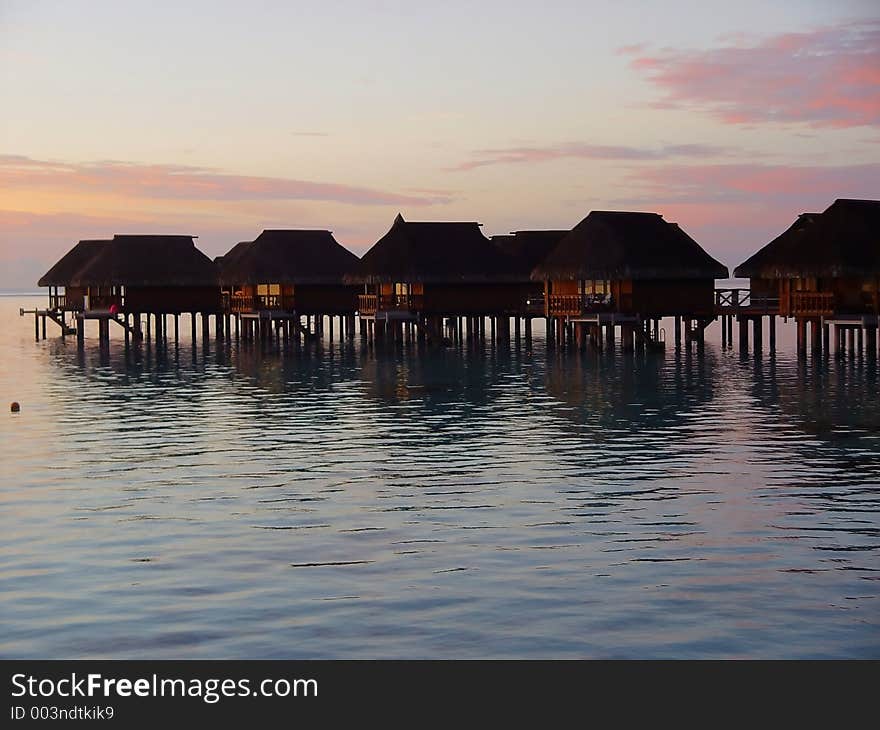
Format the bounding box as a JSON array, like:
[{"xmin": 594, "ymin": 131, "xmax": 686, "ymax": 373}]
[
  {"xmin": 49, "ymin": 294, "xmax": 68, "ymax": 310},
  {"xmin": 358, "ymin": 294, "xmax": 378, "ymax": 314},
  {"xmin": 547, "ymin": 294, "xmax": 612, "ymax": 316},
  {"xmin": 359, "ymin": 294, "xmax": 424, "ymax": 314},
  {"xmin": 715, "ymin": 288, "xmax": 779, "ymax": 313},
  {"xmin": 230, "ymin": 293, "xmax": 295, "ymax": 312},
  {"xmin": 792, "ymin": 291, "xmax": 834, "ymax": 316},
  {"xmin": 85, "ymin": 295, "xmax": 122, "ymax": 311}
]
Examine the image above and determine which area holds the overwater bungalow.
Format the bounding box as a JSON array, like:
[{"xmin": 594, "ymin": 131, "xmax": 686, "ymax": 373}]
[
  {"xmin": 531, "ymin": 211, "xmax": 728, "ymax": 350},
  {"xmin": 60, "ymin": 234, "xmax": 221, "ymax": 345},
  {"xmin": 734, "ymin": 198, "xmax": 880, "ymax": 354},
  {"xmin": 217, "ymin": 229, "xmax": 360, "ymax": 341},
  {"xmin": 349, "ymin": 213, "xmax": 526, "ymax": 342},
  {"xmin": 67, "ymin": 235, "xmax": 221, "ymax": 313}
]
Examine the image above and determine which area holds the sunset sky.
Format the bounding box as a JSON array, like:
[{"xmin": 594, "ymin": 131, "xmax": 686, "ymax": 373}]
[{"xmin": 2, "ymin": 0, "xmax": 878, "ymax": 289}]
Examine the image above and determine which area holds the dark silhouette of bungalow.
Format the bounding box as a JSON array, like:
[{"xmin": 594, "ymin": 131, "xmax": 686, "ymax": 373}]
[
  {"xmin": 38, "ymin": 239, "xmax": 110, "ymax": 312},
  {"xmin": 66, "ymin": 234, "xmax": 221, "ymax": 314},
  {"xmin": 532, "ymin": 211, "xmax": 727, "ymax": 346},
  {"xmin": 491, "ymin": 229, "xmax": 568, "ymax": 315},
  {"xmin": 217, "ymin": 229, "xmax": 360, "ymax": 315},
  {"xmin": 734, "ymin": 199, "xmax": 880, "ymax": 320},
  {"xmin": 349, "ymin": 213, "xmax": 527, "ymax": 330}
]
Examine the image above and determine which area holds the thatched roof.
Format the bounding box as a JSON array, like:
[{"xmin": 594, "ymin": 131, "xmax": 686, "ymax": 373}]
[
  {"xmin": 348, "ymin": 213, "xmax": 522, "ymax": 284},
  {"xmin": 214, "ymin": 241, "xmax": 252, "ymax": 269},
  {"xmin": 218, "ymin": 230, "xmax": 359, "ymax": 285},
  {"xmin": 67, "ymin": 235, "xmax": 219, "ymax": 287},
  {"xmin": 38, "ymin": 240, "xmax": 110, "ymax": 287},
  {"xmin": 734, "ymin": 199, "xmax": 880, "ymax": 278},
  {"xmin": 491, "ymin": 230, "xmax": 568, "ymax": 275},
  {"xmin": 532, "ymin": 211, "xmax": 728, "ymax": 281}
]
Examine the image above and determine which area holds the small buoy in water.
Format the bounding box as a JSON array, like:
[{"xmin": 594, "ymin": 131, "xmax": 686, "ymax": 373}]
[{"xmin": 10, "ymin": 402, "xmax": 20, "ymax": 413}]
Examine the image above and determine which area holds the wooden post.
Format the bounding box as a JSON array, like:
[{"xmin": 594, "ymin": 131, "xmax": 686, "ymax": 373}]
[
  {"xmin": 41, "ymin": 314, "xmax": 46, "ymax": 340},
  {"xmin": 621, "ymin": 324, "xmax": 634, "ymax": 352},
  {"xmin": 847, "ymin": 327, "xmax": 855, "ymax": 355},
  {"xmin": 190, "ymin": 312, "xmax": 196, "ymax": 346},
  {"xmin": 768, "ymin": 316, "xmax": 776, "ymax": 352},
  {"xmin": 76, "ymin": 315, "xmax": 84, "ymax": 348},
  {"xmin": 738, "ymin": 316, "xmax": 749, "ymax": 353},
  {"xmin": 524, "ymin": 317, "xmax": 532, "ymax": 345},
  {"xmin": 575, "ymin": 322, "xmax": 585, "ymax": 351},
  {"xmin": 753, "ymin": 316, "xmax": 763, "ymax": 351},
  {"xmin": 866, "ymin": 325, "xmax": 877, "ymax": 358},
  {"xmin": 34, "ymin": 313, "xmax": 39, "ymax": 341},
  {"xmin": 810, "ymin": 319, "xmax": 822, "ymax": 355},
  {"xmin": 124, "ymin": 314, "xmax": 130, "ymax": 350},
  {"xmin": 857, "ymin": 326, "xmax": 864, "ymax": 356},
  {"xmin": 796, "ymin": 318, "xmax": 807, "ymax": 355}
]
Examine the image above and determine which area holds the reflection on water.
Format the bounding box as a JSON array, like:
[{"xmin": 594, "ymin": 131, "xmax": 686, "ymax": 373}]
[{"xmin": 1, "ymin": 297, "xmax": 878, "ymax": 658}]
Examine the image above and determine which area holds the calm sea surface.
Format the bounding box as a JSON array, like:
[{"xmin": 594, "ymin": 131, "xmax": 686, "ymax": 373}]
[{"xmin": 1, "ymin": 295, "xmax": 878, "ymax": 658}]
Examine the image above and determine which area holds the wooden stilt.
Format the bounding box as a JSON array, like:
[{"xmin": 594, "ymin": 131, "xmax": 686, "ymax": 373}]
[
  {"xmin": 620, "ymin": 324, "xmax": 632, "ymax": 352},
  {"xmin": 769, "ymin": 316, "xmax": 776, "ymax": 352},
  {"xmin": 796, "ymin": 318, "xmax": 807, "ymax": 355}
]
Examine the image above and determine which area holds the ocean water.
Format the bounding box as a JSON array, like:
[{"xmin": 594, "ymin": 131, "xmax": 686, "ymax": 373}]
[{"xmin": 1, "ymin": 295, "xmax": 878, "ymax": 658}]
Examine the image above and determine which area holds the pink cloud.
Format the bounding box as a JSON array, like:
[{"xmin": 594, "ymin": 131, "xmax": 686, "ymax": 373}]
[
  {"xmin": 450, "ymin": 142, "xmax": 732, "ymax": 171},
  {"xmin": 625, "ymin": 162, "xmax": 880, "ymax": 204},
  {"xmin": 625, "ymin": 20, "xmax": 880, "ymax": 128},
  {"xmin": 614, "ymin": 161, "xmax": 880, "ymax": 268},
  {"xmin": 0, "ymin": 155, "xmax": 451, "ymax": 206}
]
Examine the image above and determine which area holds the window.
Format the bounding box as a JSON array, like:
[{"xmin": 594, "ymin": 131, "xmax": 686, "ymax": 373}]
[
  {"xmin": 579, "ymin": 279, "xmax": 610, "ymax": 295},
  {"xmin": 394, "ymin": 283, "xmax": 410, "ymax": 297}
]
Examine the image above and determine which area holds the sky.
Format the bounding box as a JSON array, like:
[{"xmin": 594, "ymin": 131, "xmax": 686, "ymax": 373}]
[{"xmin": 1, "ymin": 0, "xmax": 878, "ymax": 288}]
